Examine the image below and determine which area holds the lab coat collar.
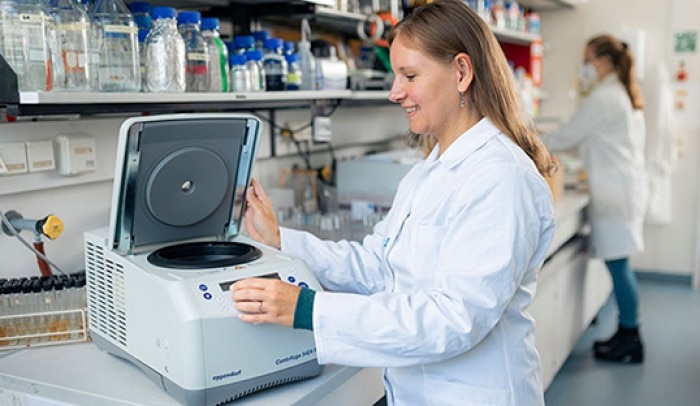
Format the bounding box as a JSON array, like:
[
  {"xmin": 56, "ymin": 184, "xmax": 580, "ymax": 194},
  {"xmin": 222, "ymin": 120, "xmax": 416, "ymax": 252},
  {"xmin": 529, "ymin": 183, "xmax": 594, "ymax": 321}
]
[{"xmin": 429, "ymin": 117, "xmax": 501, "ymax": 170}]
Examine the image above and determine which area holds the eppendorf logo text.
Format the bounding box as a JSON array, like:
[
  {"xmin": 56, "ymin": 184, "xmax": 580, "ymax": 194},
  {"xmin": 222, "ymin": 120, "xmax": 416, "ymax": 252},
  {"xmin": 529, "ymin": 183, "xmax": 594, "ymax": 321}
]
[{"xmin": 212, "ymin": 369, "xmax": 242, "ymax": 381}]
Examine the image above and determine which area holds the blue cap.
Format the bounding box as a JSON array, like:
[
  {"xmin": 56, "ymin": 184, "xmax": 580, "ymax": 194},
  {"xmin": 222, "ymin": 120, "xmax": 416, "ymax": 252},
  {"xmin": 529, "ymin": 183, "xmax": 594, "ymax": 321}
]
[
  {"xmin": 201, "ymin": 17, "xmax": 219, "ymax": 31},
  {"xmin": 263, "ymin": 38, "xmax": 283, "ymax": 50},
  {"xmin": 283, "ymin": 41, "xmax": 295, "ymax": 53},
  {"xmin": 138, "ymin": 29, "xmax": 148, "ymax": 43},
  {"xmin": 152, "ymin": 6, "xmax": 176, "ymax": 20},
  {"xmin": 133, "ymin": 14, "xmax": 152, "ymax": 30},
  {"xmin": 285, "ymin": 53, "xmax": 299, "ymax": 63},
  {"xmin": 252, "ymin": 30, "xmax": 270, "ymax": 42},
  {"xmin": 177, "ymin": 11, "xmax": 201, "ymax": 25},
  {"xmin": 129, "ymin": 1, "xmax": 151, "ymax": 13},
  {"xmin": 229, "ymin": 54, "xmax": 247, "ymax": 66},
  {"xmin": 234, "ymin": 35, "xmax": 254, "ymax": 49},
  {"xmin": 225, "ymin": 40, "xmax": 236, "ymax": 53},
  {"xmin": 244, "ymin": 49, "xmax": 264, "ymax": 62}
]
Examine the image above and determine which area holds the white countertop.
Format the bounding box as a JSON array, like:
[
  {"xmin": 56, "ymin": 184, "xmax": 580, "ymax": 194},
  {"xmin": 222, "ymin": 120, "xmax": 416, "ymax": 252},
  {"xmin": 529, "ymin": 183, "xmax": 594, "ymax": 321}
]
[
  {"xmin": 547, "ymin": 191, "xmax": 590, "ymax": 259},
  {"xmin": 553, "ymin": 190, "xmax": 590, "ymax": 223},
  {"xmin": 0, "ymin": 342, "xmax": 383, "ymax": 406}
]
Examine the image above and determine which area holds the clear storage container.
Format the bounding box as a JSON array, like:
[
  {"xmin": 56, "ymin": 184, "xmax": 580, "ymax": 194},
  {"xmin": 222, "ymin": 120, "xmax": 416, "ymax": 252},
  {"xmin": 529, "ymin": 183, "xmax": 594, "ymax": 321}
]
[
  {"xmin": 89, "ymin": 0, "xmax": 140, "ymax": 92},
  {"xmin": 143, "ymin": 6, "xmax": 185, "ymax": 92}
]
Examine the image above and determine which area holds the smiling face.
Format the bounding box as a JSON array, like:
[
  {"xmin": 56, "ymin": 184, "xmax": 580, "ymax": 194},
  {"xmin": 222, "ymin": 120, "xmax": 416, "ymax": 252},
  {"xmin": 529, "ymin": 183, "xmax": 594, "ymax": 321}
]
[
  {"xmin": 388, "ymin": 34, "xmax": 476, "ymax": 151},
  {"xmin": 383, "ymin": 0, "xmax": 554, "ymax": 175}
]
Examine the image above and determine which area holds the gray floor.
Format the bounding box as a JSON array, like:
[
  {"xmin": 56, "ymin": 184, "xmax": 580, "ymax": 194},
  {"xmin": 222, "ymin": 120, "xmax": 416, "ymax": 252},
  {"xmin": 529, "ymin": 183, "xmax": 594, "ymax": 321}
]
[{"xmin": 544, "ymin": 275, "xmax": 700, "ymax": 406}]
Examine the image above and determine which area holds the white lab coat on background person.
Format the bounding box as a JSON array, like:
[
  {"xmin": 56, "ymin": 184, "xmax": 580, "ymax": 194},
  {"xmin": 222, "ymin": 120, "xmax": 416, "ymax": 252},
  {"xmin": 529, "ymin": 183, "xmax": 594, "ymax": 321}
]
[
  {"xmin": 543, "ymin": 74, "xmax": 648, "ymax": 260},
  {"xmin": 280, "ymin": 119, "xmax": 556, "ymax": 405}
]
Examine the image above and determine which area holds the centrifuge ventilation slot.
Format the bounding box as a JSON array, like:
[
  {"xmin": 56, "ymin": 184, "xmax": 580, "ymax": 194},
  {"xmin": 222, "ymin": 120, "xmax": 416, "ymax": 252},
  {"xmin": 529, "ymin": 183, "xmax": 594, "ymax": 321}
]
[{"xmin": 85, "ymin": 241, "xmax": 127, "ymax": 347}]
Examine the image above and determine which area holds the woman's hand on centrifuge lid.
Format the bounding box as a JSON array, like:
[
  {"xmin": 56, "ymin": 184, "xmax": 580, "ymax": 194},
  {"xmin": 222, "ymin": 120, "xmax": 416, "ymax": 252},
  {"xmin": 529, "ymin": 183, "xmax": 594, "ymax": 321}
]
[{"xmin": 244, "ymin": 178, "xmax": 282, "ymax": 250}]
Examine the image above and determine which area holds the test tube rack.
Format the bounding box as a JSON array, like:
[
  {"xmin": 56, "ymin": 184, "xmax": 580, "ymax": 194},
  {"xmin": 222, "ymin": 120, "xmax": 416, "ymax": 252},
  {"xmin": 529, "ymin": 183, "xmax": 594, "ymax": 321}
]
[{"xmin": 0, "ymin": 272, "xmax": 89, "ymax": 350}]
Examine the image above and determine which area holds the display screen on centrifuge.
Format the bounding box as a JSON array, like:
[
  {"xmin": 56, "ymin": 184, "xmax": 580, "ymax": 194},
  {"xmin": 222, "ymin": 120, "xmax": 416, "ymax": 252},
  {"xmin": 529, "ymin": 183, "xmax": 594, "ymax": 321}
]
[{"xmin": 219, "ymin": 273, "xmax": 281, "ymax": 292}]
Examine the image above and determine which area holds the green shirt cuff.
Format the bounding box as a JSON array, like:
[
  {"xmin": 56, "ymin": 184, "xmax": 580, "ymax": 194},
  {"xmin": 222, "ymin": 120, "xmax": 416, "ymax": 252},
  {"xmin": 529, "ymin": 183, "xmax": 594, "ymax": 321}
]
[{"xmin": 293, "ymin": 287, "xmax": 316, "ymax": 331}]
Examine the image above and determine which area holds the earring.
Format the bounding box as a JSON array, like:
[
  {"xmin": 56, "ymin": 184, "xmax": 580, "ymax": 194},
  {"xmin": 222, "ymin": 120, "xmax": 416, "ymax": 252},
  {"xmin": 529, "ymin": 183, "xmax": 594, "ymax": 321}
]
[{"xmin": 460, "ymin": 92, "xmax": 465, "ymax": 108}]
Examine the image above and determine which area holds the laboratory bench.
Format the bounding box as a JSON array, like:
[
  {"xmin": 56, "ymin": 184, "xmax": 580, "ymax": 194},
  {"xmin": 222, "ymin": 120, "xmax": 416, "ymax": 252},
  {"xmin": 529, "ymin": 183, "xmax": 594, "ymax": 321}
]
[
  {"xmin": 0, "ymin": 342, "xmax": 384, "ymax": 405},
  {"xmin": 530, "ymin": 190, "xmax": 612, "ymax": 388},
  {"xmin": 546, "ymin": 190, "xmax": 590, "ymax": 259},
  {"xmin": 0, "ymin": 190, "xmax": 597, "ymax": 405}
]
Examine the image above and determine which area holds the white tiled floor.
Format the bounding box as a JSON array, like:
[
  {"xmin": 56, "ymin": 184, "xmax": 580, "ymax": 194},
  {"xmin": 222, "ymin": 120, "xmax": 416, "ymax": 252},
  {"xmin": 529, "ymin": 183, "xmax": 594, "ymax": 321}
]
[{"xmin": 545, "ymin": 276, "xmax": 700, "ymax": 405}]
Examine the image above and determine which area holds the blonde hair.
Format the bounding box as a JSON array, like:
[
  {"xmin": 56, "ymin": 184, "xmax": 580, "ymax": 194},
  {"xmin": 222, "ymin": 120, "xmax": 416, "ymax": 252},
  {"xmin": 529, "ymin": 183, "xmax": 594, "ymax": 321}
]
[
  {"xmin": 588, "ymin": 34, "xmax": 644, "ymax": 110},
  {"xmin": 388, "ymin": 0, "xmax": 556, "ymax": 176}
]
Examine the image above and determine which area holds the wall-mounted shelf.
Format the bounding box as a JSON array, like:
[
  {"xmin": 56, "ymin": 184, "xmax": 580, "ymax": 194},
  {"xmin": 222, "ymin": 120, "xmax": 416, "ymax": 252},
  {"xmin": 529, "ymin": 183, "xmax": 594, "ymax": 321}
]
[
  {"xmin": 0, "ymin": 0, "xmax": 542, "ymax": 118},
  {"xmin": 137, "ymin": 0, "xmax": 335, "ymax": 10},
  {"xmin": 17, "ymin": 89, "xmax": 351, "ymax": 104},
  {"xmin": 257, "ymin": 4, "xmax": 390, "ymax": 37},
  {"xmin": 2, "ymin": 89, "xmax": 395, "ymax": 117},
  {"xmin": 342, "ymin": 90, "xmax": 392, "ymax": 107},
  {"xmin": 518, "ymin": 0, "xmax": 577, "ymax": 10},
  {"xmin": 348, "ymin": 91, "xmax": 390, "ymax": 100},
  {"xmin": 0, "ymin": 43, "xmax": 395, "ymax": 118},
  {"xmin": 492, "ymin": 26, "xmax": 542, "ymax": 45}
]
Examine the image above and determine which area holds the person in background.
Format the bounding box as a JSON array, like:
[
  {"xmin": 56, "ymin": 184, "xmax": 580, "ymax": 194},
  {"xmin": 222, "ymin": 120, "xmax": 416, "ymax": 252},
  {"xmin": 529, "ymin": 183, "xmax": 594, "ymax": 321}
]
[
  {"xmin": 234, "ymin": 0, "xmax": 557, "ymax": 403},
  {"xmin": 542, "ymin": 34, "xmax": 648, "ymax": 363}
]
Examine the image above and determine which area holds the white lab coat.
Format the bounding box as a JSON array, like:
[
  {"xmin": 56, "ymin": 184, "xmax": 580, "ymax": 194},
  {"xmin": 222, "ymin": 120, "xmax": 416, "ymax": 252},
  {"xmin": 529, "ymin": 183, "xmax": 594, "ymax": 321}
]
[
  {"xmin": 281, "ymin": 118, "xmax": 555, "ymax": 405},
  {"xmin": 543, "ymin": 74, "xmax": 648, "ymax": 260}
]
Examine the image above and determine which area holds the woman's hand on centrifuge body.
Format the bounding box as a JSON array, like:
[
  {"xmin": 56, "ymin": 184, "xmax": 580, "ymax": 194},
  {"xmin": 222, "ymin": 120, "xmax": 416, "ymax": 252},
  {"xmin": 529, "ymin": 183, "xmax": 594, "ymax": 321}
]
[
  {"xmin": 231, "ymin": 278, "xmax": 300, "ymax": 327},
  {"xmin": 244, "ymin": 178, "xmax": 282, "ymax": 249}
]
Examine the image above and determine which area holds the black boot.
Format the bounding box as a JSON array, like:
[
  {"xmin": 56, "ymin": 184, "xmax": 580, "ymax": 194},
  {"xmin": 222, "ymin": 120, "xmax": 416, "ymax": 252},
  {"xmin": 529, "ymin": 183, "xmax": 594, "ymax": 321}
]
[
  {"xmin": 593, "ymin": 326, "xmax": 644, "ymax": 363},
  {"xmin": 593, "ymin": 327, "xmax": 625, "ymax": 352}
]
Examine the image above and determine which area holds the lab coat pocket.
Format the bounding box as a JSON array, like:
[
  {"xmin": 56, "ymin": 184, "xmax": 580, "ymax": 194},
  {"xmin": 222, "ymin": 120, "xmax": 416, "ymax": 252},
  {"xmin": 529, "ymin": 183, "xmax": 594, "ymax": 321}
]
[{"xmin": 425, "ymin": 375, "xmax": 511, "ymax": 405}]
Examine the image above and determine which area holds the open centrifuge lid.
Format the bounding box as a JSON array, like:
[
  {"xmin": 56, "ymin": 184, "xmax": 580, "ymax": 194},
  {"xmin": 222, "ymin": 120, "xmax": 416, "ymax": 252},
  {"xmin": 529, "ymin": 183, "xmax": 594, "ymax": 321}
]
[{"xmin": 108, "ymin": 114, "xmax": 261, "ymax": 255}]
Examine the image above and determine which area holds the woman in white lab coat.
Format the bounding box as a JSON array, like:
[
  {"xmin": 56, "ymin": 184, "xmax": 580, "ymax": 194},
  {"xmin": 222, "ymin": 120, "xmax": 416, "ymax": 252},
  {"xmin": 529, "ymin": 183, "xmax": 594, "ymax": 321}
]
[
  {"xmin": 233, "ymin": 0, "xmax": 557, "ymax": 404},
  {"xmin": 542, "ymin": 34, "xmax": 648, "ymax": 363}
]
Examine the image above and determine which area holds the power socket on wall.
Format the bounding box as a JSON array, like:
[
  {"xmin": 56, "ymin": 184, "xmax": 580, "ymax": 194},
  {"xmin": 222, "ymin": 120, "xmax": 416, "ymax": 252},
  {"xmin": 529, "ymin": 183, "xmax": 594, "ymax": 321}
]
[
  {"xmin": 0, "ymin": 142, "xmax": 28, "ymax": 175},
  {"xmin": 313, "ymin": 116, "xmax": 332, "ymax": 142},
  {"xmin": 55, "ymin": 134, "xmax": 97, "ymax": 176},
  {"xmin": 26, "ymin": 140, "xmax": 56, "ymax": 173}
]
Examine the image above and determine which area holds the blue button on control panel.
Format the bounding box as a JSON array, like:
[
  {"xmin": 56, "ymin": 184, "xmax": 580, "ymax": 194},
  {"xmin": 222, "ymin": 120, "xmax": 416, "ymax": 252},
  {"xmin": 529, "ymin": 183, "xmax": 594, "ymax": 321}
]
[
  {"xmin": 203, "ymin": 292, "xmax": 212, "ymax": 300},
  {"xmin": 198, "ymin": 284, "xmax": 208, "ymax": 291},
  {"xmin": 298, "ymin": 282, "xmax": 308, "ymax": 288},
  {"xmin": 287, "ymin": 276, "xmax": 296, "ymax": 283}
]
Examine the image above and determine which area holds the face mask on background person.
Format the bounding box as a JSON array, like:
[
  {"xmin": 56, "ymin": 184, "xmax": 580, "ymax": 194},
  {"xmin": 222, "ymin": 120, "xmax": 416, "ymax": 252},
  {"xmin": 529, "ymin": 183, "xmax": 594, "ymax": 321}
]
[{"xmin": 578, "ymin": 62, "xmax": 598, "ymax": 92}]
